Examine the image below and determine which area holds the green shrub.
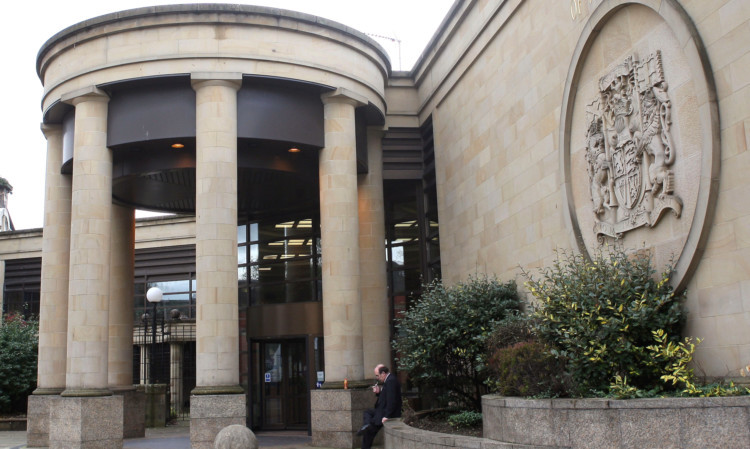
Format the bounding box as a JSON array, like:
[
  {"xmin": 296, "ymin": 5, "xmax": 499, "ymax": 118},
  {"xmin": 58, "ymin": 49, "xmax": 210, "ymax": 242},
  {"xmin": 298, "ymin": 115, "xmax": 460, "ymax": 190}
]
[
  {"xmin": 393, "ymin": 275, "xmax": 520, "ymax": 410},
  {"xmin": 447, "ymin": 410, "xmax": 483, "ymax": 429},
  {"xmin": 0, "ymin": 314, "xmax": 39, "ymax": 413},
  {"xmin": 485, "ymin": 313, "xmax": 536, "ymax": 351},
  {"xmin": 487, "ymin": 340, "xmax": 570, "ymax": 397},
  {"xmin": 522, "ymin": 247, "xmax": 686, "ymax": 395}
]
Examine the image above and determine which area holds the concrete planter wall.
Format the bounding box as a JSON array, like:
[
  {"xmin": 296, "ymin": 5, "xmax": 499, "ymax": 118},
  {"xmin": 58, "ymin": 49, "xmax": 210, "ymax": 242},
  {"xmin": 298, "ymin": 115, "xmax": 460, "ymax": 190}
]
[
  {"xmin": 384, "ymin": 418, "xmax": 547, "ymax": 449},
  {"xmin": 482, "ymin": 395, "xmax": 750, "ymax": 449},
  {"xmin": 384, "ymin": 396, "xmax": 750, "ymax": 449}
]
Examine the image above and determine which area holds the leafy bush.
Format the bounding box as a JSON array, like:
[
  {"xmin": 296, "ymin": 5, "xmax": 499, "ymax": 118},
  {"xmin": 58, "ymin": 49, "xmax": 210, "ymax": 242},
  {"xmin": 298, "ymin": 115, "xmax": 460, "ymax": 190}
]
[
  {"xmin": 522, "ymin": 247, "xmax": 686, "ymax": 395},
  {"xmin": 487, "ymin": 340, "xmax": 570, "ymax": 397},
  {"xmin": 447, "ymin": 410, "xmax": 483, "ymax": 429},
  {"xmin": 393, "ymin": 275, "xmax": 520, "ymax": 410},
  {"xmin": 0, "ymin": 314, "xmax": 39, "ymax": 413},
  {"xmin": 485, "ymin": 313, "xmax": 536, "ymax": 351}
]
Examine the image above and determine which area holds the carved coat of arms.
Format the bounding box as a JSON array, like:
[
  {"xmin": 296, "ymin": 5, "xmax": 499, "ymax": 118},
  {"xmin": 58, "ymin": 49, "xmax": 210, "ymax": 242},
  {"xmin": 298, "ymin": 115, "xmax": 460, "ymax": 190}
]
[{"xmin": 584, "ymin": 51, "xmax": 682, "ymax": 240}]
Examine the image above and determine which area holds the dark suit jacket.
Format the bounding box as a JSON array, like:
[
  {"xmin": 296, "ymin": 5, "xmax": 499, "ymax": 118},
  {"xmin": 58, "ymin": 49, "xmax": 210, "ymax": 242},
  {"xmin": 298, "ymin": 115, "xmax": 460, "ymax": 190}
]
[{"xmin": 377, "ymin": 373, "xmax": 402, "ymax": 421}]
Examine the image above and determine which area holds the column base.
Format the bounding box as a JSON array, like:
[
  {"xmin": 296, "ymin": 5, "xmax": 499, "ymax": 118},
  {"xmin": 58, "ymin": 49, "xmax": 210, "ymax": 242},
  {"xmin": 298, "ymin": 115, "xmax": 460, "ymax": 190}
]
[
  {"xmin": 190, "ymin": 393, "xmax": 246, "ymax": 449},
  {"xmin": 27, "ymin": 390, "xmax": 62, "ymax": 447},
  {"xmin": 136, "ymin": 384, "xmax": 168, "ymax": 428},
  {"xmin": 49, "ymin": 395, "xmax": 124, "ymax": 449},
  {"xmin": 113, "ymin": 387, "xmax": 145, "ymax": 438},
  {"xmin": 311, "ymin": 388, "xmax": 381, "ymax": 448}
]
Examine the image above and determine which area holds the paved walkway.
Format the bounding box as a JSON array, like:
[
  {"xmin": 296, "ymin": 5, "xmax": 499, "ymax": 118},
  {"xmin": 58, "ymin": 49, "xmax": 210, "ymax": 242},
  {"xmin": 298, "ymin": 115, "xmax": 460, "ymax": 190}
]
[{"xmin": 0, "ymin": 425, "xmax": 323, "ymax": 449}]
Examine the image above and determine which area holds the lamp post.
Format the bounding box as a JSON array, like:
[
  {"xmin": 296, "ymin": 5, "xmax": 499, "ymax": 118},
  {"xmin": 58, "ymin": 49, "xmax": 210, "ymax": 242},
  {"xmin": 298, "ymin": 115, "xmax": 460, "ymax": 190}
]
[{"xmin": 146, "ymin": 287, "xmax": 163, "ymax": 384}]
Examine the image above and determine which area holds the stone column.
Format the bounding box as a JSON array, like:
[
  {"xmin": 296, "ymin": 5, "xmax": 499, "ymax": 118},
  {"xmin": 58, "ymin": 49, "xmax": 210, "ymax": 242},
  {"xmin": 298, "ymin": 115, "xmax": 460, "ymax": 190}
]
[
  {"xmin": 312, "ymin": 88, "xmax": 369, "ymax": 449},
  {"xmin": 359, "ymin": 126, "xmax": 390, "ymax": 371},
  {"xmin": 190, "ymin": 73, "xmax": 245, "ymax": 449},
  {"xmin": 170, "ymin": 343, "xmax": 184, "ymax": 415},
  {"xmin": 28, "ymin": 123, "xmax": 71, "ymax": 447},
  {"xmin": 50, "ymin": 86, "xmax": 123, "ymax": 449},
  {"xmin": 109, "ymin": 205, "xmax": 144, "ymax": 438},
  {"xmin": 319, "ymin": 88, "xmax": 367, "ymax": 385}
]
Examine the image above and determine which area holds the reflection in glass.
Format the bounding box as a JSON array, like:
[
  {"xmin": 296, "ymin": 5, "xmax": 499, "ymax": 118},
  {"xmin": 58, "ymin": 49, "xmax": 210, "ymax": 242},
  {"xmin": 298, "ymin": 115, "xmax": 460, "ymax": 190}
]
[
  {"xmin": 147, "ymin": 280, "xmax": 190, "ymax": 293},
  {"xmin": 238, "ymin": 225, "xmax": 247, "ymax": 244},
  {"xmin": 239, "ymin": 217, "xmax": 320, "ymax": 306},
  {"xmin": 238, "ymin": 246, "xmax": 247, "ymax": 264}
]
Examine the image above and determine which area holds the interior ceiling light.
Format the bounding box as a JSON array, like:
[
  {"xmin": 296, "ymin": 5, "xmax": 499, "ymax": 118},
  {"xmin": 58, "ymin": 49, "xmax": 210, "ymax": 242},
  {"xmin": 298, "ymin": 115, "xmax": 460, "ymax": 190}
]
[
  {"xmin": 288, "ymin": 147, "xmax": 301, "ymax": 153},
  {"xmin": 171, "ymin": 143, "xmax": 185, "ymax": 149},
  {"xmin": 275, "ymin": 221, "xmax": 295, "ymax": 228}
]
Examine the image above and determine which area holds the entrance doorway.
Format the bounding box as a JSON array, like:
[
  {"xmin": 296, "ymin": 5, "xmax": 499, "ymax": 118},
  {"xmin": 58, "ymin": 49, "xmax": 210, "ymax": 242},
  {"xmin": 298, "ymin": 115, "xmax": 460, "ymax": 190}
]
[{"xmin": 249, "ymin": 339, "xmax": 308, "ymax": 430}]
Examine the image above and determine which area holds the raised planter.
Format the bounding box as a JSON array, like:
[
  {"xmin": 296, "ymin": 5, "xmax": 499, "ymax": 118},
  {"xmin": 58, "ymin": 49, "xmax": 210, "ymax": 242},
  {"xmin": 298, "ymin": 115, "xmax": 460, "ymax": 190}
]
[
  {"xmin": 483, "ymin": 395, "xmax": 750, "ymax": 449},
  {"xmin": 384, "ymin": 418, "xmax": 549, "ymax": 449}
]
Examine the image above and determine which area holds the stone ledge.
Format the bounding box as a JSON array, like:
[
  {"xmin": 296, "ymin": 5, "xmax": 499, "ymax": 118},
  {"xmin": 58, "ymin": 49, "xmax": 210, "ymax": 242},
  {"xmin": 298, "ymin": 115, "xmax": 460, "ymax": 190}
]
[
  {"xmin": 0, "ymin": 417, "xmax": 27, "ymax": 431},
  {"xmin": 482, "ymin": 395, "xmax": 750, "ymax": 449},
  {"xmin": 384, "ymin": 419, "xmax": 553, "ymax": 449}
]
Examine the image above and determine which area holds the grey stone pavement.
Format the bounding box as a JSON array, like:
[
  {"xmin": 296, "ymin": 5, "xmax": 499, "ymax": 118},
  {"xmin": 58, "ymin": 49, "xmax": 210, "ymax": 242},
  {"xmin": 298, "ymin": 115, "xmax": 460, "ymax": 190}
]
[{"xmin": 0, "ymin": 424, "xmax": 367, "ymax": 449}]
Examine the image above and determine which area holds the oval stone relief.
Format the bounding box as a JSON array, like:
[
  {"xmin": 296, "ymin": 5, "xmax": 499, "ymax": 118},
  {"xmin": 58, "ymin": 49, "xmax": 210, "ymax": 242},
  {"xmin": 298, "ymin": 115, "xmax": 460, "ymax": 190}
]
[{"xmin": 560, "ymin": 0, "xmax": 720, "ymax": 291}]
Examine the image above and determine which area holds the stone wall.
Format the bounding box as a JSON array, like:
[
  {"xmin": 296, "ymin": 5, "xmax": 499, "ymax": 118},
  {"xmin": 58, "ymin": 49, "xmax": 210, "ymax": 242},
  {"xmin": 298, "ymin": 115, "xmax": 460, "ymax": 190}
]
[
  {"xmin": 413, "ymin": 0, "xmax": 750, "ymax": 378},
  {"xmin": 385, "ymin": 396, "xmax": 750, "ymax": 449},
  {"xmin": 482, "ymin": 395, "xmax": 750, "ymax": 449},
  {"xmin": 384, "ymin": 419, "xmax": 548, "ymax": 449}
]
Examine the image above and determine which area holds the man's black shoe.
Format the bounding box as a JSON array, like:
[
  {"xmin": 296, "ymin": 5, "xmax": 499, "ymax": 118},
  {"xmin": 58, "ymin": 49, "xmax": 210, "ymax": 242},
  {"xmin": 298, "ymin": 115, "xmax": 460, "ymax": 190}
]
[{"xmin": 356, "ymin": 424, "xmax": 370, "ymax": 436}]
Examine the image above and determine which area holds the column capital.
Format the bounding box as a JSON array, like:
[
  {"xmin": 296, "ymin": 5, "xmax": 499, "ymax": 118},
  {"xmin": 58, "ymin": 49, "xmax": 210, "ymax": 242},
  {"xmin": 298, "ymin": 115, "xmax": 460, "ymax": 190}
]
[
  {"xmin": 191, "ymin": 72, "xmax": 243, "ymax": 91},
  {"xmin": 321, "ymin": 88, "xmax": 367, "ymax": 107},
  {"xmin": 40, "ymin": 123, "xmax": 62, "ymax": 140},
  {"xmin": 61, "ymin": 86, "xmax": 109, "ymax": 106}
]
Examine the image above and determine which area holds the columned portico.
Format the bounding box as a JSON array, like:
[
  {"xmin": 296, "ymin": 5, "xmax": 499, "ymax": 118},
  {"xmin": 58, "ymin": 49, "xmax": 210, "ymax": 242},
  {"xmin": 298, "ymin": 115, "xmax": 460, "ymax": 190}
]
[
  {"xmin": 190, "ymin": 73, "xmax": 246, "ymax": 449},
  {"xmin": 33, "ymin": 5, "xmax": 394, "ymax": 446},
  {"xmin": 49, "ymin": 87, "xmax": 123, "ymax": 449},
  {"xmin": 28, "ymin": 124, "xmax": 71, "ymax": 447}
]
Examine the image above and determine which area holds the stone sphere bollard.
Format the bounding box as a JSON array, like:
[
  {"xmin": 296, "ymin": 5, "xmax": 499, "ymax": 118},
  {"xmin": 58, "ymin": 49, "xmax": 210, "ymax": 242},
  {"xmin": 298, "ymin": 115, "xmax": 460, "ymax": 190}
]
[{"xmin": 214, "ymin": 424, "xmax": 258, "ymax": 449}]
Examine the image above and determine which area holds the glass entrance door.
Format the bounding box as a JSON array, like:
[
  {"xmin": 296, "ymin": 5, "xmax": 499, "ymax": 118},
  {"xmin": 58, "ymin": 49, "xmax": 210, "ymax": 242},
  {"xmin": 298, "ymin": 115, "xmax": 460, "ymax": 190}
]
[{"xmin": 250, "ymin": 339, "xmax": 308, "ymax": 430}]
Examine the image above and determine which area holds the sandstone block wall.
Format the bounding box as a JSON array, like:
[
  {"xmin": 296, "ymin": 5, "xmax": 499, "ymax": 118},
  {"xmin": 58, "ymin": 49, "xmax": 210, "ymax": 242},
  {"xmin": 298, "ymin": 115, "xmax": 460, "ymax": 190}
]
[{"xmin": 411, "ymin": 0, "xmax": 750, "ymax": 378}]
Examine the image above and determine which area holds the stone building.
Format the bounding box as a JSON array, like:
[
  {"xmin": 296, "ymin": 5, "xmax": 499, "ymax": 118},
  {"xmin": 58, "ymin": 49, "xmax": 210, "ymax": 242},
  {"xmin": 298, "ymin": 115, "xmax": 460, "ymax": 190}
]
[{"xmin": 0, "ymin": 0, "xmax": 747, "ymax": 448}]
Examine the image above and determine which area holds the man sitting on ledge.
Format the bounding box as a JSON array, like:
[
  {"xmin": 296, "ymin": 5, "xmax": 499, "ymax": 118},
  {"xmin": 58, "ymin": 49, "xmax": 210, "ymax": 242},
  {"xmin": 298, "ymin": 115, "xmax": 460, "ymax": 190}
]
[{"xmin": 357, "ymin": 364, "xmax": 402, "ymax": 449}]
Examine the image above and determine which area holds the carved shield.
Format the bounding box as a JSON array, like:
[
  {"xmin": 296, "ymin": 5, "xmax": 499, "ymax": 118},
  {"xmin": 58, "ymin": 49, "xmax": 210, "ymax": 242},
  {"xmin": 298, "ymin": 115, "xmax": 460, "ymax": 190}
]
[{"xmin": 612, "ymin": 140, "xmax": 641, "ymax": 210}]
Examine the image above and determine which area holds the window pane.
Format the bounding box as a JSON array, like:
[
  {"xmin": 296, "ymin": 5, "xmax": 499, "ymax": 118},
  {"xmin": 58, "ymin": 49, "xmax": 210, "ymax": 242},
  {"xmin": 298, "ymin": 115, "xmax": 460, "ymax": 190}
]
[
  {"xmin": 393, "ymin": 220, "xmax": 419, "ymax": 242},
  {"xmin": 147, "ymin": 280, "xmax": 190, "ymax": 293},
  {"xmin": 249, "ymin": 223, "xmax": 259, "ymax": 242},
  {"xmin": 162, "ymin": 293, "xmax": 190, "ymax": 302},
  {"xmin": 390, "ymin": 268, "xmax": 421, "ymax": 296},
  {"xmin": 249, "ymin": 244, "xmax": 259, "ymax": 264},
  {"xmin": 251, "ymin": 283, "xmax": 284, "ymax": 305},
  {"xmin": 256, "ymin": 219, "xmax": 314, "ymax": 242},
  {"xmin": 238, "ymin": 225, "xmax": 247, "ymax": 244},
  {"xmin": 251, "ymin": 281, "xmax": 316, "ymax": 305},
  {"xmin": 258, "ymin": 239, "xmax": 314, "ymax": 261},
  {"xmin": 238, "ymin": 245, "xmax": 247, "ymax": 264}
]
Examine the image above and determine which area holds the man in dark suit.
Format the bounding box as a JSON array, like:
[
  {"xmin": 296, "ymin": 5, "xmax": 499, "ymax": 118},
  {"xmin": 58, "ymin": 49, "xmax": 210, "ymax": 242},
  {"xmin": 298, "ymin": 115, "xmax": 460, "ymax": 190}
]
[{"xmin": 357, "ymin": 364, "xmax": 402, "ymax": 449}]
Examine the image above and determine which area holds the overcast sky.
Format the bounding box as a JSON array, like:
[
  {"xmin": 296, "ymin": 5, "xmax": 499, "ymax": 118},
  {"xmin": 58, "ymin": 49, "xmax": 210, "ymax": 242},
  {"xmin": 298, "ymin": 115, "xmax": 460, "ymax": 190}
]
[{"xmin": 0, "ymin": 0, "xmax": 455, "ymax": 230}]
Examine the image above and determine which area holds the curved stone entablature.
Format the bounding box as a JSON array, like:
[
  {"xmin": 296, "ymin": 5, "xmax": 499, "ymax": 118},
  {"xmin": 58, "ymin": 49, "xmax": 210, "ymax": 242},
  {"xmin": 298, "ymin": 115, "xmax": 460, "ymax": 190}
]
[
  {"xmin": 560, "ymin": 0, "xmax": 720, "ymax": 291},
  {"xmin": 36, "ymin": 3, "xmax": 391, "ymax": 116},
  {"xmin": 37, "ymin": 4, "xmax": 391, "ymax": 216}
]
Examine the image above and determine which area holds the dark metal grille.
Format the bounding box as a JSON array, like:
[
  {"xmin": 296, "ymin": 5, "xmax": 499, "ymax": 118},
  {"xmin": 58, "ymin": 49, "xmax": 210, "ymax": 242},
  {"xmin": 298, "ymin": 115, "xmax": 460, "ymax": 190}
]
[{"xmin": 133, "ymin": 320, "xmax": 196, "ymax": 421}]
